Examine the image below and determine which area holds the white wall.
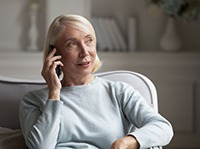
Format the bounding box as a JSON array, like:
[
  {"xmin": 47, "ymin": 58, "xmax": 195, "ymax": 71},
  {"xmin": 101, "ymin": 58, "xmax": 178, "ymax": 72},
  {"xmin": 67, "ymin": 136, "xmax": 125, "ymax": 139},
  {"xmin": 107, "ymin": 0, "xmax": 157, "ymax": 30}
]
[
  {"xmin": 0, "ymin": 0, "xmax": 91, "ymax": 51},
  {"xmin": 46, "ymin": 0, "xmax": 91, "ymax": 29},
  {"xmin": 0, "ymin": 0, "xmax": 24, "ymax": 50},
  {"xmin": 0, "ymin": 0, "xmax": 200, "ymax": 52},
  {"xmin": 0, "ymin": 0, "xmax": 46, "ymax": 51}
]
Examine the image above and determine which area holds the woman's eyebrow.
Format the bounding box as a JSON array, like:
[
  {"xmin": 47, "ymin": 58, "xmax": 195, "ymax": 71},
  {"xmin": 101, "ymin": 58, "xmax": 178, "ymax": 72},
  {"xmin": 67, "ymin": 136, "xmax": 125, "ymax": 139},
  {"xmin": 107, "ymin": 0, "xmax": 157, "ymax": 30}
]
[
  {"xmin": 65, "ymin": 38, "xmax": 77, "ymax": 43},
  {"xmin": 85, "ymin": 34, "xmax": 92, "ymax": 38},
  {"xmin": 64, "ymin": 34, "xmax": 93, "ymax": 43},
  {"xmin": 85, "ymin": 34, "xmax": 94, "ymax": 40}
]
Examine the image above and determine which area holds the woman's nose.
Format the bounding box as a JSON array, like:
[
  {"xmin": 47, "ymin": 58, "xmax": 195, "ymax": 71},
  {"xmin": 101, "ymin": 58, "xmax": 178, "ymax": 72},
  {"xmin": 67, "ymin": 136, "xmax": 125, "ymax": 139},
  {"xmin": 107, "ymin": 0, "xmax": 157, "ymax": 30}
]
[{"xmin": 79, "ymin": 43, "xmax": 89, "ymax": 58}]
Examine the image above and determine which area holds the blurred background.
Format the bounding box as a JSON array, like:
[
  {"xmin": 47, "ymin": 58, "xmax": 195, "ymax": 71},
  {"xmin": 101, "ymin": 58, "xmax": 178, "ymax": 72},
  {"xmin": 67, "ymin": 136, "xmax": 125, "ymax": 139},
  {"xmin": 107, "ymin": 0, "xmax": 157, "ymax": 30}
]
[
  {"xmin": 0, "ymin": 0, "xmax": 200, "ymax": 149},
  {"xmin": 0, "ymin": 0, "xmax": 200, "ymax": 51}
]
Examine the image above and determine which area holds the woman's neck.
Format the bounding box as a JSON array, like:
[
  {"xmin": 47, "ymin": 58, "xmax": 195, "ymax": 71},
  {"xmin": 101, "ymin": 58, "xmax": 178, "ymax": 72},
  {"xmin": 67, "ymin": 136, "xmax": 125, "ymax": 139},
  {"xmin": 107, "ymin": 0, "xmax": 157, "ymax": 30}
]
[{"xmin": 61, "ymin": 74, "xmax": 95, "ymax": 87}]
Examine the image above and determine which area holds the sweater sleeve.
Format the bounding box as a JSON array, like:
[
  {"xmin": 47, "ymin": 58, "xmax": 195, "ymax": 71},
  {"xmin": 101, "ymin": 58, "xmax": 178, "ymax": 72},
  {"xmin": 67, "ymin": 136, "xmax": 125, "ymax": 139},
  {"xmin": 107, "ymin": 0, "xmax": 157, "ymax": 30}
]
[
  {"xmin": 19, "ymin": 91, "xmax": 63, "ymax": 149},
  {"xmin": 119, "ymin": 84, "xmax": 173, "ymax": 148}
]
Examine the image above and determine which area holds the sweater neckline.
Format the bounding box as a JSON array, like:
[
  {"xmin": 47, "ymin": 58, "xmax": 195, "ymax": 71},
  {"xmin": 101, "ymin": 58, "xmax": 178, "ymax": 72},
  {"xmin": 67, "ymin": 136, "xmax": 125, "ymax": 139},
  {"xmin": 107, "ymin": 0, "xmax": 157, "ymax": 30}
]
[{"xmin": 61, "ymin": 77, "xmax": 99, "ymax": 91}]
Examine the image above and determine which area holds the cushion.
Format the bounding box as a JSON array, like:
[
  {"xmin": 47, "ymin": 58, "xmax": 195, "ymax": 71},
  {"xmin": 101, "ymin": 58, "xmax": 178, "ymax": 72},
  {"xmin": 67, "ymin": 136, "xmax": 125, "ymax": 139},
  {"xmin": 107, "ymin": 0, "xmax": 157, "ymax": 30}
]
[{"xmin": 0, "ymin": 127, "xmax": 27, "ymax": 149}]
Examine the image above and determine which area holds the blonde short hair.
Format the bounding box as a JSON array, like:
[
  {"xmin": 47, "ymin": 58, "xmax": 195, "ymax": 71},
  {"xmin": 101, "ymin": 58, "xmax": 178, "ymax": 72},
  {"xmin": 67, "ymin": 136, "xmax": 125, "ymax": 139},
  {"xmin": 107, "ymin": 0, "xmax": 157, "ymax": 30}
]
[{"xmin": 43, "ymin": 14, "xmax": 102, "ymax": 73}]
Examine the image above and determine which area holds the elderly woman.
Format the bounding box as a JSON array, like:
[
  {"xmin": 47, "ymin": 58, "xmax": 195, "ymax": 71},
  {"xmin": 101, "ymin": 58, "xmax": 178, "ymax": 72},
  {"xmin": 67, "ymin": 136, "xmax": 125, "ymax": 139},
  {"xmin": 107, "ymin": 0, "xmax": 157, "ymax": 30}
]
[{"xmin": 19, "ymin": 14, "xmax": 173, "ymax": 149}]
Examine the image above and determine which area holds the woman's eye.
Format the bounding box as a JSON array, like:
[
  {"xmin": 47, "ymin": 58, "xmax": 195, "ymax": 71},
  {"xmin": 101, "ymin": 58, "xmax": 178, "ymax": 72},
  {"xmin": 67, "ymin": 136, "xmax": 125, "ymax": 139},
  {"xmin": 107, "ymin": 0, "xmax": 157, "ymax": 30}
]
[
  {"xmin": 67, "ymin": 41, "xmax": 77, "ymax": 48},
  {"xmin": 85, "ymin": 38, "xmax": 93, "ymax": 44}
]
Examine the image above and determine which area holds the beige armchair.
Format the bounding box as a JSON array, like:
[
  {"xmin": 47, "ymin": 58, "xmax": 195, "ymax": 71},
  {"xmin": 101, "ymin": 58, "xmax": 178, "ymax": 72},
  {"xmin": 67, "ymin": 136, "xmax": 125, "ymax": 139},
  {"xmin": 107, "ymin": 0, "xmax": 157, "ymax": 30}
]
[{"xmin": 0, "ymin": 70, "xmax": 160, "ymax": 149}]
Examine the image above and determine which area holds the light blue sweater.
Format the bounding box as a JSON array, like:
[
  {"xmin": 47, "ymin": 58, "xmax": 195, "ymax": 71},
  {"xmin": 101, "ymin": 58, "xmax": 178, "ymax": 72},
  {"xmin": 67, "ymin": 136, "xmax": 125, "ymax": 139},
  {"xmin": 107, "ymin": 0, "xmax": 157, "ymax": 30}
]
[{"xmin": 19, "ymin": 77, "xmax": 173, "ymax": 149}]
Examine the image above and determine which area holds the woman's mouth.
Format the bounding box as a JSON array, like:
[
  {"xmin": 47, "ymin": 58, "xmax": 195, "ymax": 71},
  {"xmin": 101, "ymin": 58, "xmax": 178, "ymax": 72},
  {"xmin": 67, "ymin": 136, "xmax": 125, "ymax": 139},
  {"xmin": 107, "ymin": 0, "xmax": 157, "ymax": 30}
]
[{"xmin": 78, "ymin": 61, "xmax": 91, "ymax": 67}]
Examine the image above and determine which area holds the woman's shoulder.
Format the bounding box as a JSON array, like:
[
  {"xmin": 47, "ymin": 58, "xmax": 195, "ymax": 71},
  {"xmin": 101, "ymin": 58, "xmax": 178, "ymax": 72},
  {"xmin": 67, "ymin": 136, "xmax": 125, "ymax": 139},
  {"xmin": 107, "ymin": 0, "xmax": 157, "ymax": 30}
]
[
  {"xmin": 97, "ymin": 77, "xmax": 138, "ymax": 104},
  {"xmin": 22, "ymin": 87, "xmax": 49, "ymax": 103},
  {"xmin": 97, "ymin": 77, "xmax": 134, "ymax": 91}
]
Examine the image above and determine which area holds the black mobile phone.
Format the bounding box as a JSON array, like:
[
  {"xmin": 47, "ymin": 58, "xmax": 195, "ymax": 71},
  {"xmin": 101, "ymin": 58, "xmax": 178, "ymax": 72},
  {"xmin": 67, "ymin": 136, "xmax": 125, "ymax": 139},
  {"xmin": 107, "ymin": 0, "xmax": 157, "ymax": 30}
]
[{"xmin": 49, "ymin": 45, "xmax": 62, "ymax": 77}]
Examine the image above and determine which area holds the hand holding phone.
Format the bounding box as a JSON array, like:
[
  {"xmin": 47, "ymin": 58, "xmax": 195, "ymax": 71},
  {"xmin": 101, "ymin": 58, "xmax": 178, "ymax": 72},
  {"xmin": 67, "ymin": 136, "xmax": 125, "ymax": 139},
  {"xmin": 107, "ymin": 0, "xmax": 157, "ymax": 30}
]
[{"xmin": 41, "ymin": 45, "xmax": 63, "ymax": 100}]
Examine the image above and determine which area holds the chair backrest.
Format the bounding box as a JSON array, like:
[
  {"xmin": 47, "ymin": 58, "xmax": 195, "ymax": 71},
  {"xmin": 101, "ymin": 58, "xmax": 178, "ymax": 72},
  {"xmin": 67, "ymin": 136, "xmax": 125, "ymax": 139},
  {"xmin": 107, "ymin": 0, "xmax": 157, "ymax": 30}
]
[{"xmin": 0, "ymin": 70, "xmax": 158, "ymax": 129}]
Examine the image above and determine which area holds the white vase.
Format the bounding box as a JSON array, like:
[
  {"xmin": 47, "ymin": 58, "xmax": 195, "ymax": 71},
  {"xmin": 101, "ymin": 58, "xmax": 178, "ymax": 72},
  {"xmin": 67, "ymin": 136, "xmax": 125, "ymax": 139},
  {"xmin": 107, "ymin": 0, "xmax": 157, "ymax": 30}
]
[
  {"xmin": 28, "ymin": 2, "xmax": 39, "ymax": 51},
  {"xmin": 160, "ymin": 17, "xmax": 182, "ymax": 51}
]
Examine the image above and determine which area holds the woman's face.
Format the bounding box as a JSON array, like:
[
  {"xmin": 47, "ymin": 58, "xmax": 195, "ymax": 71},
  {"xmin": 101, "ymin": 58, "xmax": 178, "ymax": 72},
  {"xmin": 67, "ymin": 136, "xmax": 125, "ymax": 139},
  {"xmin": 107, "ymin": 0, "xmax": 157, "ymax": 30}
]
[{"xmin": 55, "ymin": 25, "xmax": 97, "ymax": 78}]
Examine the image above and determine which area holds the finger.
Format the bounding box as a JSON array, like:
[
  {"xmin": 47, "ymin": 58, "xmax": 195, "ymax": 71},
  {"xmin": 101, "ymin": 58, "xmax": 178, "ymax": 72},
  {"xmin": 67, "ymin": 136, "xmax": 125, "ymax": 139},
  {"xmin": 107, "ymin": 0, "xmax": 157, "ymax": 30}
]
[
  {"xmin": 51, "ymin": 55, "xmax": 62, "ymax": 62},
  {"xmin": 50, "ymin": 61, "xmax": 64, "ymax": 71},
  {"xmin": 44, "ymin": 55, "xmax": 62, "ymax": 69},
  {"xmin": 47, "ymin": 48, "xmax": 57, "ymax": 58},
  {"xmin": 55, "ymin": 60, "xmax": 64, "ymax": 66},
  {"xmin": 47, "ymin": 48, "xmax": 62, "ymax": 62},
  {"xmin": 49, "ymin": 56, "xmax": 63, "ymax": 69}
]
